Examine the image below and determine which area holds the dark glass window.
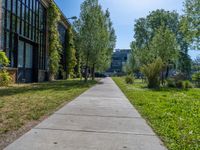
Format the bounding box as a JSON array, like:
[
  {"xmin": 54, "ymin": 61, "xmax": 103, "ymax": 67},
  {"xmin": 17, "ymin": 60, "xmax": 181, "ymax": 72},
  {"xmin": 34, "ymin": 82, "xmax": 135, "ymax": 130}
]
[{"xmin": 2, "ymin": 0, "xmax": 47, "ymax": 69}]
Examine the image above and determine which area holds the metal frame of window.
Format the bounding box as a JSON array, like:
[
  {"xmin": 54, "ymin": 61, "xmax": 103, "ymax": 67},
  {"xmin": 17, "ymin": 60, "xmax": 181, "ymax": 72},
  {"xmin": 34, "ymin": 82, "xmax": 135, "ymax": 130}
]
[{"xmin": 2, "ymin": 0, "xmax": 47, "ymax": 70}]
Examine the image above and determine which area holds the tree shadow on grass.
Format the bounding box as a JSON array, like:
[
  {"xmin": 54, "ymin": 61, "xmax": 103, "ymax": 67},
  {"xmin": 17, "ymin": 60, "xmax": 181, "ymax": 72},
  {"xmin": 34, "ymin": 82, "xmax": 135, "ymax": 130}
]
[{"xmin": 0, "ymin": 80, "xmax": 97, "ymax": 97}]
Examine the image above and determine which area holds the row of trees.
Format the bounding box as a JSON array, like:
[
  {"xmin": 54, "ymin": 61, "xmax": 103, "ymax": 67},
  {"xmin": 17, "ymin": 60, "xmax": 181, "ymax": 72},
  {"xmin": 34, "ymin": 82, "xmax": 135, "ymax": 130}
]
[
  {"xmin": 48, "ymin": 0, "xmax": 116, "ymax": 81},
  {"xmin": 74, "ymin": 0, "xmax": 116, "ymax": 81},
  {"xmin": 126, "ymin": 0, "xmax": 199, "ymax": 88}
]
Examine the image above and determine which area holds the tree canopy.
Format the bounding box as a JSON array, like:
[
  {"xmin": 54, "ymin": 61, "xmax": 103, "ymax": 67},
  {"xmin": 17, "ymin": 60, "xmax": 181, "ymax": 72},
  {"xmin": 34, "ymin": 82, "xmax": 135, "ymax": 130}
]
[{"xmin": 74, "ymin": 0, "xmax": 116, "ymax": 81}]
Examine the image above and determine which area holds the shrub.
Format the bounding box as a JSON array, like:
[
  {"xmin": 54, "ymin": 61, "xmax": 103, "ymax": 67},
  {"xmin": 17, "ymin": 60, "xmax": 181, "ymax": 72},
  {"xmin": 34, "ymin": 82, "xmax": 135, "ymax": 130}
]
[
  {"xmin": 167, "ymin": 78, "xmax": 193, "ymax": 89},
  {"xmin": 0, "ymin": 51, "xmax": 11, "ymax": 86},
  {"xmin": 0, "ymin": 70, "xmax": 11, "ymax": 86},
  {"xmin": 0, "ymin": 51, "xmax": 9, "ymax": 67},
  {"xmin": 141, "ymin": 58, "xmax": 163, "ymax": 88},
  {"xmin": 184, "ymin": 80, "xmax": 193, "ymax": 88},
  {"xmin": 125, "ymin": 75, "xmax": 134, "ymax": 84},
  {"xmin": 192, "ymin": 72, "xmax": 200, "ymax": 87},
  {"xmin": 166, "ymin": 78, "xmax": 176, "ymax": 88},
  {"xmin": 175, "ymin": 80, "xmax": 183, "ymax": 88}
]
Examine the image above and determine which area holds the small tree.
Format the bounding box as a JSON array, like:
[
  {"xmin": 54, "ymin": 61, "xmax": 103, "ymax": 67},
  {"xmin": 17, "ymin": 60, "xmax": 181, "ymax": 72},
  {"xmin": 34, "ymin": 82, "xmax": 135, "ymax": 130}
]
[
  {"xmin": 141, "ymin": 58, "xmax": 163, "ymax": 88},
  {"xmin": 48, "ymin": 0, "xmax": 62, "ymax": 81}
]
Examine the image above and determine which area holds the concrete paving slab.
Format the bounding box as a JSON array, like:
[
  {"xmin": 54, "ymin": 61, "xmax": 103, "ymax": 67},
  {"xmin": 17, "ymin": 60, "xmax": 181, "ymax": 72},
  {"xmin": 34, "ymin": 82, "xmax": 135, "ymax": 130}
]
[
  {"xmin": 35, "ymin": 114, "xmax": 154, "ymax": 135},
  {"xmin": 56, "ymin": 106, "xmax": 141, "ymax": 118},
  {"xmin": 5, "ymin": 77, "xmax": 167, "ymax": 150},
  {"xmin": 5, "ymin": 129, "xmax": 166, "ymax": 150},
  {"xmin": 66, "ymin": 98, "xmax": 133, "ymax": 109}
]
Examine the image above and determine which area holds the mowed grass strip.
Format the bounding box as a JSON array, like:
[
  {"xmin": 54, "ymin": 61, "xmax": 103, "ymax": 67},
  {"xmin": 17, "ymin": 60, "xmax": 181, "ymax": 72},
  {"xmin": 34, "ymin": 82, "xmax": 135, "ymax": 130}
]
[
  {"xmin": 113, "ymin": 77, "xmax": 200, "ymax": 150},
  {"xmin": 0, "ymin": 79, "xmax": 96, "ymax": 135}
]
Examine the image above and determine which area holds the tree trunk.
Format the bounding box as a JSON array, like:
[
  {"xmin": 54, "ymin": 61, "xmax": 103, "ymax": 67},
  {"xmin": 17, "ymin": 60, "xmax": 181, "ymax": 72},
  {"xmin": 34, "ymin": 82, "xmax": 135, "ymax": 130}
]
[
  {"xmin": 84, "ymin": 66, "xmax": 88, "ymax": 82},
  {"xmin": 92, "ymin": 64, "xmax": 95, "ymax": 80},
  {"xmin": 165, "ymin": 64, "xmax": 169, "ymax": 79},
  {"xmin": 161, "ymin": 71, "xmax": 164, "ymax": 85}
]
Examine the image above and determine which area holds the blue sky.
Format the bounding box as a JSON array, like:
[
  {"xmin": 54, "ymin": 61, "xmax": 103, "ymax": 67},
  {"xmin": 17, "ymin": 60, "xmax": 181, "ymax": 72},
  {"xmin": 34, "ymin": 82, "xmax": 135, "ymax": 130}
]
[{"xmin": 55, "ymin": 0, "xmax": 200, "ymax": 60}]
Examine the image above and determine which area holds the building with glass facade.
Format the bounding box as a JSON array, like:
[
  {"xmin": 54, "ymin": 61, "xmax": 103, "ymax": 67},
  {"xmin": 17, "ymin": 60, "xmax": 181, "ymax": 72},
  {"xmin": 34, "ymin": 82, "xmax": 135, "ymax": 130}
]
[
  {"xmin": 0, "ymin": 0, "xmax": 70, "ymax": 82},
  {"xmin": 107, "ymin": 49, "xmax": 131, "ymax": 75}
]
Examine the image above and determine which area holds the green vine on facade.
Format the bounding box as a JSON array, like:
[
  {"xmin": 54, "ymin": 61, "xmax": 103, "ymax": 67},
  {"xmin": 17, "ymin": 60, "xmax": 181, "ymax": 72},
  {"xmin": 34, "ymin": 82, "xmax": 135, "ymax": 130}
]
[
  {"xmin": 66, "ymin": 26, "xmax": 77, "ymax": 78},
  {"xmin": 47, "ymin": 0, "xmax": 62, "ymax": 80}
]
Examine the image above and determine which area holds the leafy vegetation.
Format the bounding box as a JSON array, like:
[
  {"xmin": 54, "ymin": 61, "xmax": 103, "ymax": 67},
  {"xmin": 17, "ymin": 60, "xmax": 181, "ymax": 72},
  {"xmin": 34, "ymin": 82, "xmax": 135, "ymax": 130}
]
[
  {"xmin": 66, "ymin": 26, "xmax": 77, "ymax": 78},
  {"xmin": 0, "ymin": 52, "xmax": 9, "ymax": 67},
  {"xmin": 0, "ymin": 51, "xmax": 11, "ymax": 86},
  {"xmin": 125, "ymin": 75, "xmax": 134, "ymax": 84},
  {"xmin": 192, "ymin": 72, "xmax": 200, "ymax": 87},
  {"xmin": 0, "ymin": 70, "xmax": 12, "ymax": 86},
  {"xmin": 184, "ymin": 0, "xmax": 200, "ymax": 50},
  {"xmin": 47, "ymin": 0, "xmax": 62, "ymax": 80},
  {"xmin": 141, "ymin": 58, "xmax": 163, "ymax": 88},
  {"xmin": 0, "ymin": 79, "xmax": 96, "ymax": 135},
  {"xmin": 113, "ymin": 77, "xmax": 200, "ymax": 150},
  {"xmin": 74, "ymin": 0, "xmax": 116, "ymax": 81}
]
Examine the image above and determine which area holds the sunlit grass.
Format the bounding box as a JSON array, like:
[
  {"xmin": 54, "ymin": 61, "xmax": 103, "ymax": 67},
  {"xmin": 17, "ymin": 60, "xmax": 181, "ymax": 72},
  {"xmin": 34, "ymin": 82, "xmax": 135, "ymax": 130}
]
[
  {"xmin": 113, "ymin": 77, "xmax": 200, "ymax": 150},
  {"xmin": 0, "ymin": 79, "xmax": 96, "ymax": 134}
]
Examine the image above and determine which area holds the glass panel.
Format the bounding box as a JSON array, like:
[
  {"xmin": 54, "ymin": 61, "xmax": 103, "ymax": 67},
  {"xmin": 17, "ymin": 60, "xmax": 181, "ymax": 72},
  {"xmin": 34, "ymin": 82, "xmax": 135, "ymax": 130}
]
[
  {"xmin": 6, "ymin": 12, "xmax": 10, "ymax": 29},
  {"xmin": 7, "ymin": 0, "xmax": 11, "ymax": 11},
  {"xmin": 25, "ymin": 43, "xmax": 33, "ymax": 68},
  {"xmin": 18, "ymin": 41, "xmax": 24, "ymax": 68}
]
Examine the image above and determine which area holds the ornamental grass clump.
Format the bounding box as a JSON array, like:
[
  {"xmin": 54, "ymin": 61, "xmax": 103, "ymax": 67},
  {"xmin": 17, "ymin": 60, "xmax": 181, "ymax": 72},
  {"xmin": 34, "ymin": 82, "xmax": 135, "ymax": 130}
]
[{"xmin": 141, "ymin": 58, "xmax": 163, "ymax": 88}]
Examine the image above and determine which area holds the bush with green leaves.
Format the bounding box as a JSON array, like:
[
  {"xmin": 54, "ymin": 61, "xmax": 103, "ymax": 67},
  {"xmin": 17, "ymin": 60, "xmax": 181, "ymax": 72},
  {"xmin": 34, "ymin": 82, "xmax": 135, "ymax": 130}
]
[
  {"xmin": 183, "ymin": 80, "xmax": 193, "ymax": 89},
  {"xmin": 0, "ymin": 51, "xmax": 9, "ymax": 67},
  {"xmin": 166, "ymin": 78, "xmax": 176, "ymax": 88},
  {"xmin": 125, "ymin": 75, "xmax": 134, "ymax": 84},
  {"xmin": 0, "ymin": 51, "xmax": 11, "ymax": 86},
  {"xmin": 141, "ymin": 58, "xmax": 163, "ymax": 88},
  {"xmin": 192, "ymin": 72, "xmax": 200, "ymax": 87},
  {"xmin": 167, "ymin": 78, "xmax": 193, "ymax": 89},
  {"xmin": 0, "ymin": 70, "xmax": 11, "ymax": 86}
]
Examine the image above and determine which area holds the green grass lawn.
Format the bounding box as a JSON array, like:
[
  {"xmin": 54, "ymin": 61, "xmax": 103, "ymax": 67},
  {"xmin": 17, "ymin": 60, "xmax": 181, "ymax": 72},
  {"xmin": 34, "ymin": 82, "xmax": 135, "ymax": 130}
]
[
  {"xmin": 113, "ymin": 77, "xmax": 200, "ymax": 150},
  {"xmin": 0, "ymin": 79, "xmax": 96, "ymax": 135}
]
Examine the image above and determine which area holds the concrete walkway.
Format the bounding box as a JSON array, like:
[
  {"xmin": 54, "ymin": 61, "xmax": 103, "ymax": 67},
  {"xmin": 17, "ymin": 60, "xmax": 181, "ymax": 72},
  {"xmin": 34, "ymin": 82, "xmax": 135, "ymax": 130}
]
[{"xmin": 5, "ymin": 78, "xmax": 167, "ymax": 150}]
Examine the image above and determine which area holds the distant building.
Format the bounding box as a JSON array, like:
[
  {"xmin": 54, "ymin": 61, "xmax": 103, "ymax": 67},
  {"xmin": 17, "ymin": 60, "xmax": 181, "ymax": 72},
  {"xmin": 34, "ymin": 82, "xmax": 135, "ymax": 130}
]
[{"xmin": 107, "ymin": 49, "xmax": 131, "ymax": 75}]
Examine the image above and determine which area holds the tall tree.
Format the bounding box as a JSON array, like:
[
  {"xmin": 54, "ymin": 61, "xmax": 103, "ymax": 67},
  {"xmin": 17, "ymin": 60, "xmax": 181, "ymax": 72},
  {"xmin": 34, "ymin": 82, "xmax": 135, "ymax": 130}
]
[
  {"xmin": 150, "ymin": 25, "xmax": 179, "ymax": 83},
  {"xmin": 184, "ymin": 0, "xmax": 200, "ymax": 50},
  {"xmin": 132, "ymin": 9, "xmax": 192, "ymax": 78},
  {"xmin": 75, "ymin": 0, "xmax": 116, "ymax": 81}
]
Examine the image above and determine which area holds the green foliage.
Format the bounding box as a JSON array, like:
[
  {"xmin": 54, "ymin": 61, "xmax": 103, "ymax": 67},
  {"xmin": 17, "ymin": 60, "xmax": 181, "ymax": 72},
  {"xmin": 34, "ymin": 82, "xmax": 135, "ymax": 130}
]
[
  {"xmin": 0, "ymin": 70, "xmax": 11, "ymax": 86},
  {"xmin": 141, "ymin": 58, "xmax": 163, "ymax": 88},
  {"xmin": 183, "ymin": 80, "xmax": 193, "ymax": 89},
  {"xmin": 192, "ymin": 72, "xmax": 200, "ymax": 87},
  {"xmin": 47, "ymin": 0, "xmax": 62, "ymax": 80},
  {"xmin": 166, "ymin": 78, "xmax": 176, "ymax": 88},
  {"xmin": 125, "ymin": 75, "xmax": 134, "ymax": 84},
  {"xmin": 74, "ymin": 0, "xmax": 116, "ymax": 81},
  {"xmin": 184, "ymin": 0, "xmax": 200, "ymax": 50},
  {"xmin": 113, "ymin": 77, "xmax": 200, "ymax": 150},
  {"xmin": 66, "ymin": 26, "xmax": 77, "ymax": 78},
  {"xmin": 0, "ymin": 51, "xmax": 11, "ymax": 86},
  {"xmin": 0, "ymin": 51, "xmax": 9, "ymax": 67},
  {"xmin": 150, "ymin": 25, "xmax": 179, "ymax": 64},
  {"xmin": 132, "ymin": 9, "xmax": 192, "ymax": 78}
]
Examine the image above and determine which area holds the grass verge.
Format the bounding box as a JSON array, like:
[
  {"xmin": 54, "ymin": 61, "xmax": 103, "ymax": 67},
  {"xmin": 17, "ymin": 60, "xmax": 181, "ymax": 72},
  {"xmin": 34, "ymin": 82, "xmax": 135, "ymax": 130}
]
[
  {"xmin": 0, "ymin": 79, "xmax": 96, "ymax": 148},
  {"xmin": 113, "ymin": 77, "xmax": 200, "ymax": 150}
]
